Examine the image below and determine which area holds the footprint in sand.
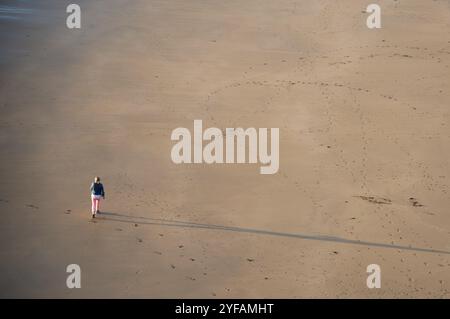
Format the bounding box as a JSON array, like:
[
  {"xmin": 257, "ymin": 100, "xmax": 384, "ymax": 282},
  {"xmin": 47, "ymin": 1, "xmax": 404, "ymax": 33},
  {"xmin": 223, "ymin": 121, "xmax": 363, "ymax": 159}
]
[
  {"xmin": 409, "ymin": 197, "xmax": 424, "ymax": 207},
  {"xmin": 355, "ymin": 195, "xmax": 391, "ymax": 205}
]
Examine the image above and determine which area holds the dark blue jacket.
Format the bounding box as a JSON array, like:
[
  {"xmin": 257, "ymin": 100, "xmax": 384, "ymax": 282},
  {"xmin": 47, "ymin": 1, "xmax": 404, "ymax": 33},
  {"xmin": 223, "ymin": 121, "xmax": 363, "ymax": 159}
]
[{"xmin": 90, "ymin": 182, "xmax": 105, "ymax": 197}]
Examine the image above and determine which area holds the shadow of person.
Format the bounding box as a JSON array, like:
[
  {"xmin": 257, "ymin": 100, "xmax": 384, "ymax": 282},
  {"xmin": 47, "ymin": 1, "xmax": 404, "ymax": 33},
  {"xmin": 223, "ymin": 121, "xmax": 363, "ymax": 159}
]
[{"xmin": 96, "ymin": 211, "xmax": 450, "ymax": 255}]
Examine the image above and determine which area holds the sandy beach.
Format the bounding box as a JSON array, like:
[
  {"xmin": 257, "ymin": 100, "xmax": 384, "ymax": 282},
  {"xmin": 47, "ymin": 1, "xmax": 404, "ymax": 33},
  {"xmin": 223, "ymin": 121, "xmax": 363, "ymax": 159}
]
[{"xmin": 0, "ymin": 0, "xmax": 450, "ymax": 298}]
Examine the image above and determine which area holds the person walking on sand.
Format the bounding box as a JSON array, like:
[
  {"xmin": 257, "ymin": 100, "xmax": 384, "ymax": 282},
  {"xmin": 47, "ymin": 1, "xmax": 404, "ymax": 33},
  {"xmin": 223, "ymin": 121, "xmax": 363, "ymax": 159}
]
[{"xmin": 90, "ymin": 176, "xmax": 105, "ymax": 218}]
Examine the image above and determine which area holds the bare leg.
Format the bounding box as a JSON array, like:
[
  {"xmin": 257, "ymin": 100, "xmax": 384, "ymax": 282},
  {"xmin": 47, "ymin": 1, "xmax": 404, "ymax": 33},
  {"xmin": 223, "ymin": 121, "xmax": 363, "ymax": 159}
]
[
  {"xmin": 91, "ymin": 196, "xmax": 96, "ymax": 216},
  {"xmin": 95, "ymin": 198, "xmax": 100, "ymax": 214}
]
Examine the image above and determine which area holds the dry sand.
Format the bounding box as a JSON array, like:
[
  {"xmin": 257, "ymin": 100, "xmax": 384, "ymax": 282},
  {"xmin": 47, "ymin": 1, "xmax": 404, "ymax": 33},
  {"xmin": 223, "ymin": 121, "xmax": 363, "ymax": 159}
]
[{"xmin": 0, "ymin": 0, "xmax": 450, "ymax": 298}]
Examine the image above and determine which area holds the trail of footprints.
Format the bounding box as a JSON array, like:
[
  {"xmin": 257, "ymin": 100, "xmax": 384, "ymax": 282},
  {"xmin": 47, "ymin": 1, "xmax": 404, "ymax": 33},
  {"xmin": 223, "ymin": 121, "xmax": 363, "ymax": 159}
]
[{"xmin": 201, "ymin": 40, "xmax": 449, "ymax": 120}]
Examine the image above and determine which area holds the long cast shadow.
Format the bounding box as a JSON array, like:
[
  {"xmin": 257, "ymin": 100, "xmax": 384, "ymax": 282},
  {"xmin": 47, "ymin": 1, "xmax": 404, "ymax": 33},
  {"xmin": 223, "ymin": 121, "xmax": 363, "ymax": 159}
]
[{"xmin": 97, "ymin": 212, "xmax": 450, "ymax": 255}]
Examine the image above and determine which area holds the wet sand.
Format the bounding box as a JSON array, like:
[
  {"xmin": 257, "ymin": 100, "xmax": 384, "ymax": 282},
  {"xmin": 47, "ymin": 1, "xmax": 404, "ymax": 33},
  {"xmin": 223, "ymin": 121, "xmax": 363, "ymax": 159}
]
[{"xmin": 0, "ymin": 0, "xmax": 450, "ymax": 298}]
